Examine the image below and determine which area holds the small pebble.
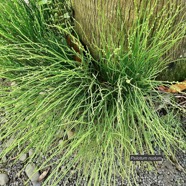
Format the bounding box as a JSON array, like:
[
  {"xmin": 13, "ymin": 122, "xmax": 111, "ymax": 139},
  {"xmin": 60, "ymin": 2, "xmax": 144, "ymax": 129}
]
[
  {"xmin": 158, "ymin": 175, "xmax": 163, "ymax": 180},
  {"xmin": 32, "ymin": 181, "xmax": 41, "ymax": 186},
  {"xmin": 19, "ymin": 153, "xmax": 27, "ymax": 162},
  {"xmin": 25, "ymin": 163, "xmax": 40, "ymax": 183},
  {"xmin": 0, "ymin": 173, "xmax": 9, "ymax": 185},
  {"xmin": 5, "ymin": 138, "xmax": 14, "ymax": 148},
  {"xmin": 29, "ymin": 149, "xmax": 34, "ymax": 157}
]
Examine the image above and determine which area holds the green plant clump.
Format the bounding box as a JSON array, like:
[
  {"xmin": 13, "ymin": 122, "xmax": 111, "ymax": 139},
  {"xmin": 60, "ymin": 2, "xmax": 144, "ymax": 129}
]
[{"xmin": 0, "ymin": 0, "xmax": 185, "ymax": 186}]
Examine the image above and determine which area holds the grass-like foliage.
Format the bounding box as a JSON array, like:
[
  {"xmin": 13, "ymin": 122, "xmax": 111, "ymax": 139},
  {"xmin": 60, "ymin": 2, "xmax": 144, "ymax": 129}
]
[{"xmin": 0, "ymin": 0, "xmax": 185, "ymax": 185}]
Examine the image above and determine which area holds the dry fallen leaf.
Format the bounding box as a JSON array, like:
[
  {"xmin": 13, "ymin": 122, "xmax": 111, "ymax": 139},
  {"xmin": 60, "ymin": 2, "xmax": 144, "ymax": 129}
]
[
  {"xmin": 167, "ymin": 80, "xmax": 186, "ymax": 93},
  {"xmin": 158, "ymin": 80, "xmax": 186, "ymax": 93},
  {"xmin": 158, "ymin": 85, "xmax": 169, "ymax": 92},
  {"xmin": 38, "ymin": 167, "xmax": 51, "ymax": 182}
]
